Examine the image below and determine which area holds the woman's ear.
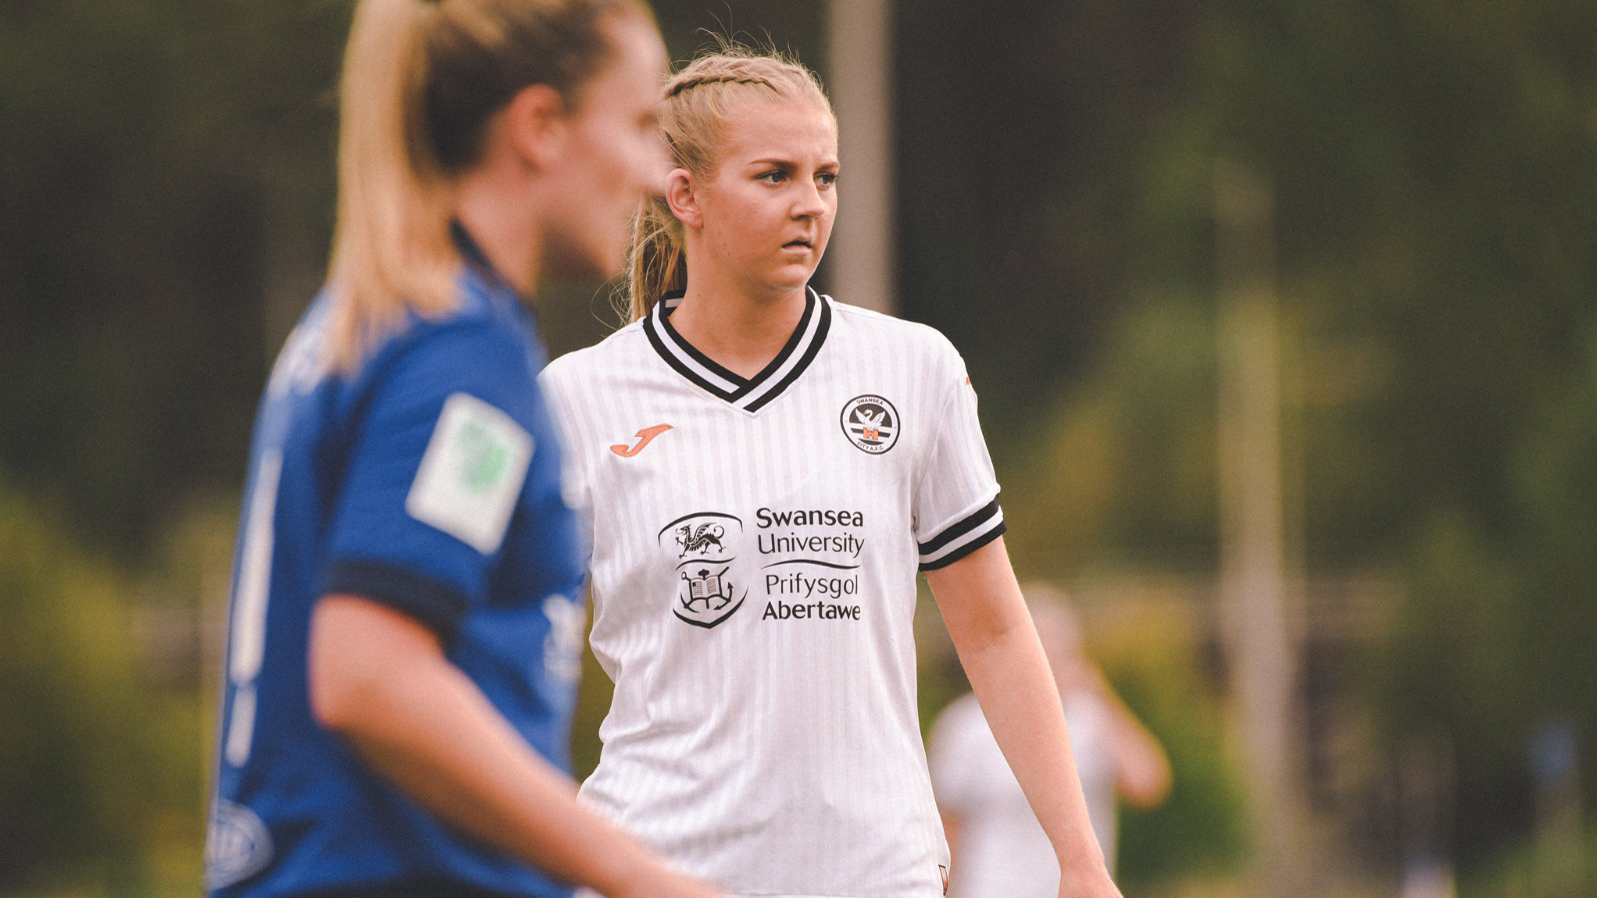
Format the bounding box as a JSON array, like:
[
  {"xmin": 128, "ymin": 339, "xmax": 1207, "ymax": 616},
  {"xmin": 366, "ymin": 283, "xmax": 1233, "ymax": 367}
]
[
  {"xmin": 664, "ymin": 168, "xmax": 701, "ymax": 228},
  {"xmin": 501, "ymin": 83, "xmax": 570, "ymax": 170}
]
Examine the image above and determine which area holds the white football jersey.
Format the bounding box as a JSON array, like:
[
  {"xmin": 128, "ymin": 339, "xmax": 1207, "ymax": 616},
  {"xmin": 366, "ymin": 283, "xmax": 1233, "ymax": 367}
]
[{"xmin": 541, "ymin": 289, "xmax": 1005, "ymax": 898}]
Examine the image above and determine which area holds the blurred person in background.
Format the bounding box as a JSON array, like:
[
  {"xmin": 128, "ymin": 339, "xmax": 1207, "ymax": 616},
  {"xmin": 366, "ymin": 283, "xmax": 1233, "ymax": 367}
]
[
  {"xmin": 930, "ymin": 583, "xmax": 1172, "ymax": 897},
  {"xmin": 204, "ymin": 2, "xmax": 724, "ymax": 897},
  {"xmin": 540, "ymin": 43, "xmax": 1124, "ymax": 898}
]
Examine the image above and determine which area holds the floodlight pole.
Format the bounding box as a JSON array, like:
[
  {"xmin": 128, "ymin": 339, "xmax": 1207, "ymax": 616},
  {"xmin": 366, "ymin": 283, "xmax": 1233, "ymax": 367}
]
[
  {"xmin": 1215, "ymin": 159, "xmax": 1306, "ymax": 894},
  {"xmin": 824, "ymin": 0, "xmax": 895, "ymax": 314}
]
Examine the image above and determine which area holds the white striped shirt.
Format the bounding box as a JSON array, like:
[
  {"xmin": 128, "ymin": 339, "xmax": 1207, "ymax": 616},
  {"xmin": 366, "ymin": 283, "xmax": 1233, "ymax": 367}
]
[{"xmin": 541, "ymin": 290, "xmax": 1004, "ymax": 898}]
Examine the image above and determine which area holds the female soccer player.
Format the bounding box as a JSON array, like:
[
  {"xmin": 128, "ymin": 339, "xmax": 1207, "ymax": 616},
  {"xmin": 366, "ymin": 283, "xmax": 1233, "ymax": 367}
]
[
  {"xmin": 540, "ymin": 46, "xmax": 1124, "ymax": 898},
  {"xmin": 205, "ymin": 3, "xmax": 723, "ymax": 898}
]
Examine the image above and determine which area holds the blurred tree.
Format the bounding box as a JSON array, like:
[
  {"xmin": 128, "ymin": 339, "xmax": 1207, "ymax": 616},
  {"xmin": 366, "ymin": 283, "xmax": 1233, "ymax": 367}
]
[
  {"xmin": 0, "ymin": 0, "xmax": 344, "ymax": 558},
  {"xmin": 1003, "ymin": 295, "xmax": 1220, "ymax": 579},
  {"xmin": 988, "ymin": 0, "xmax": 1597, "ymax": 879},
  {"xmin": 896, "ymin": 0, "xmax": 1203, "ymax": 430},
  {"xmin": 1513, "ymin": 323, "xmax": 1597, "ymax": 729},
  {"xmin": 0, "ymin": 487, "xmax": 197, "ymax": 892},
  {"xmin": 1102, "ymin": 611, "xmax": 1248, "ymax": 889}
]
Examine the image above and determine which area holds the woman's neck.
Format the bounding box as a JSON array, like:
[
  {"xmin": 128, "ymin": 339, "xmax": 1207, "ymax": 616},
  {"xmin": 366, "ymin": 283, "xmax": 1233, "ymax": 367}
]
[
  {"xmin": 668, "ymin": 280, "xmax": 809, "ymax": 380},
  {"xmin": 453, "ymin": 169, "xmax": 541, "ymax": 296}
]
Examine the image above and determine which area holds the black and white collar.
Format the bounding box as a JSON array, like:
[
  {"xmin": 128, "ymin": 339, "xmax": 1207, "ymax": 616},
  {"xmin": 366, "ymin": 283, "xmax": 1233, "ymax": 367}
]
[{"xmin": 642, "ymin": 286, "xmax": 832, "ymax": 412}]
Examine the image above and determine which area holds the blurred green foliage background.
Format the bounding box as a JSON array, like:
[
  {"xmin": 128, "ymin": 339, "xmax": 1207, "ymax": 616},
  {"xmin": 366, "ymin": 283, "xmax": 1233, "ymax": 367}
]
[{"xmin": 3, "ymin": 0, "xmax": 1596, "ymax": 895}]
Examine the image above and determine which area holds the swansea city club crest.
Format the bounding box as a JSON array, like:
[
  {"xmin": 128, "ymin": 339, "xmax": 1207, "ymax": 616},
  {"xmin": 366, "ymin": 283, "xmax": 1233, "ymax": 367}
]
[
  {"xmin": 659, "ymin": 511, "xmax": 746, "ymax": 628},
  {"xmin": 840, "ymin": 394, "xmax": 900, "ymax": 454}
]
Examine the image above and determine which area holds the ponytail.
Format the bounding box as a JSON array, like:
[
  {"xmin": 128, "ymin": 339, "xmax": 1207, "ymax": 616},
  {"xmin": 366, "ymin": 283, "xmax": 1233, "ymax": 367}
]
[
  {"xmin": 326, "ymin": 0, "xmax": 457, "ymax": 373},
  {"xmin": 324, "ymin": 0, "xmax": 649, "ymax": 371},
  {"xmin": 622, "ymin": 196, "xmax": 687, "ymax": 322}
]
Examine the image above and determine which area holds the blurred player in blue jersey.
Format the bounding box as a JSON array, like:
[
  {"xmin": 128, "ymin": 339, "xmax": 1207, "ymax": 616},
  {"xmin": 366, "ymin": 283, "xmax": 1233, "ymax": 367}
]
[{"xmin": 205, "ymin": 2, "xmax": 724, "ymax": 898}]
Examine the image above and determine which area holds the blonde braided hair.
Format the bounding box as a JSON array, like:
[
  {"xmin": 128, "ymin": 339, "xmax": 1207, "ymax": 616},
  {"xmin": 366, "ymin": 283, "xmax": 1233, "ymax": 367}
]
[{"xmin": 620, "ymin": 43, "xmax": 833, "ymax": 323}]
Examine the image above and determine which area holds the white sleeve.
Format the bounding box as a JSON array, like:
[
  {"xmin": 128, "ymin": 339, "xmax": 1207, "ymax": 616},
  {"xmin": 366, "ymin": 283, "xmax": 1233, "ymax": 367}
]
[
  {"xmin": 537, "ymin": 358, "xmax": 593, "ymax": 519},
  {"xmin": 911, "ymin": 348, "xmax": 1004, "ymax": 570}
]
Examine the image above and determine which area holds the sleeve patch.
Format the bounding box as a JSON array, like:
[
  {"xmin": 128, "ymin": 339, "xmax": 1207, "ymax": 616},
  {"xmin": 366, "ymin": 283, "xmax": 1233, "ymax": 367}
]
[{"xmin": 405, "ymin": 392, "xmax": 534, "ymax": 554}]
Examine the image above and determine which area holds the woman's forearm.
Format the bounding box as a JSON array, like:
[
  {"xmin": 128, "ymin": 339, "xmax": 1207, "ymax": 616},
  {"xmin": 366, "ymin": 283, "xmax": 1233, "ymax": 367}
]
[
  {"xmin": 309, "ymin": 595, "xmax": 717, "ymax": 898},
  {"xmin": 926, "ymin": 541, "xmax": 1111, "ymax": 878}
]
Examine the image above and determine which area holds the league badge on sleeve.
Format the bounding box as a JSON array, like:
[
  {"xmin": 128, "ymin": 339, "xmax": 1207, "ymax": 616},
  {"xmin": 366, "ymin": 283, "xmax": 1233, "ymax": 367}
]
[{"xmin": 406, "ymin": 392, "xmax": 534, "ymax": 554}]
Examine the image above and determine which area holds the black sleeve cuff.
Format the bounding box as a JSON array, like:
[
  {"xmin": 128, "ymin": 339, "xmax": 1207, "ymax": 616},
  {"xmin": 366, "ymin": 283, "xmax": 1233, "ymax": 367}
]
[
  {"xmin": 918, "ymin": 499, "xmax": 1006, "ymax": 571},
  {"xmin": 322, "ymin": 559, "xmax": 470, "ymax": 642}
]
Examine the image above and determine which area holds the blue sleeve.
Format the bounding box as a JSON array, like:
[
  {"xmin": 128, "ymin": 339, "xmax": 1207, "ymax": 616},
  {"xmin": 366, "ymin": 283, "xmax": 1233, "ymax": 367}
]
[{"xmin": 322, "ymin": 319, "xmax": 539, "ymax": 639}]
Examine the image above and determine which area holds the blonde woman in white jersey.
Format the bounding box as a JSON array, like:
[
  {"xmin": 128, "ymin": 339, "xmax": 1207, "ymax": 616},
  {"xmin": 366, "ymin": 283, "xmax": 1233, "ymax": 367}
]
[{"xmin": 540, "ymin": 45, "xmax": 1122, "ymax": 898}]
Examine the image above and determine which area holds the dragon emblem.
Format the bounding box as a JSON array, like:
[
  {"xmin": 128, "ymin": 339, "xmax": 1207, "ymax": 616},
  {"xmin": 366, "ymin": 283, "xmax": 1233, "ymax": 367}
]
[{"xmin": 674, "ymin": 522, "xmax": 725, "ymax": 557}]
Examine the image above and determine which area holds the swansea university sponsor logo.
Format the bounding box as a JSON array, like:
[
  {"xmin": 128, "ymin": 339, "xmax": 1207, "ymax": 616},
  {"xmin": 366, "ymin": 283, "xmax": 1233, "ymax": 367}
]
[
  {"xmin": 660, "ymin": 512, "xmax": 746, "ymax": 628},
  {"xmin": 840, "ymin": 394, "xmax": 900, "ymax": 454},
  {"xmin": 756, "ymin": 505, "xmax": 866, "ymax": 621}
]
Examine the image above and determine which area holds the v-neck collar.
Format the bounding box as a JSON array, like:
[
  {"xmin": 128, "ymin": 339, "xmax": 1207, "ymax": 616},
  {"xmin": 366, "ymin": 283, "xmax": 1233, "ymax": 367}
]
[{"xmin": 642, "ymin": 285, "xmax": 832, "ymax": 413}]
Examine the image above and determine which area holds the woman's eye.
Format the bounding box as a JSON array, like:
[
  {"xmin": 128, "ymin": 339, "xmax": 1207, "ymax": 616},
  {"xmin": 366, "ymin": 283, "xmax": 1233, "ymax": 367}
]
[
  {"xmin": 817, "ymin": 172, "xmax": 838, "ymax": 188},
  {"xmin": 758, "ymin": 171, "xmax": 787, "ymax": 183}
]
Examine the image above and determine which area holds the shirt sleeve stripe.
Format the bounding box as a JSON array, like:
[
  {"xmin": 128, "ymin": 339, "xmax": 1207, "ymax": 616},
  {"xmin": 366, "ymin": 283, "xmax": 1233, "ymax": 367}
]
[
  {"xmin": 323, "ymin": 559, "xmax": 471, "ymax": 641},
  {"xmin": 917, "ymin": 499, "xmax": 1006, "ymax": 570},
  {"xmin": 919, "ymin": 518, "xmax": 1006, "ymax": 571},
  {"xmin": 918, "ymin": 498, "xmax": 1001, "ymax": 555}
]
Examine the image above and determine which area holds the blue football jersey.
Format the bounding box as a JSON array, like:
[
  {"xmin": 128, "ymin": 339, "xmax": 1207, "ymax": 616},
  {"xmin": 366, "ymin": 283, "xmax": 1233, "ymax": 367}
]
[{"xmin": 206, "ymin": 230, "xmax": 588, "ymax": 898}]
